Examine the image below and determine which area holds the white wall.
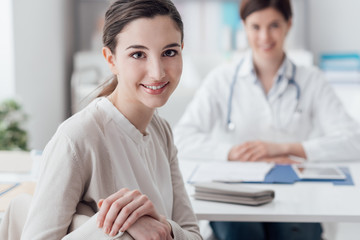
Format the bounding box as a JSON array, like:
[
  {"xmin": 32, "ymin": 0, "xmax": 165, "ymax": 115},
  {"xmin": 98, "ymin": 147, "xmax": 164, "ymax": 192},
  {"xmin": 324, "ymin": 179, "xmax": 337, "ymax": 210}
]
[
  {"xmin": 0, "ymin": 0, "xmax": 15, "ymax": 100},
  {"xmin": 308, "ymin": 0, "xmax": 360, "ymax": 63},
  {"xmin": 307, "ymin": 0, "xmax": 360, "ymax": 122},
  {"xmin": 286, "ymin": 0, "xmax": 308, "ymax": 50},
  {"xmin": 12, "ymin": 0, "xmax": 74, "ymax": 149}
]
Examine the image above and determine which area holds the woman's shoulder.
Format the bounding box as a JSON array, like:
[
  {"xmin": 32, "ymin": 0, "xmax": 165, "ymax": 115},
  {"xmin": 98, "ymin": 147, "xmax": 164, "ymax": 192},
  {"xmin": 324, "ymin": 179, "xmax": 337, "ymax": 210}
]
[
  {"xmin": 56, "ymin": 98, "xmax": 108, "ymax": 144},
  {"xmin": 297, "ymin": 64, "xmax": 323, "ymax": 76}
]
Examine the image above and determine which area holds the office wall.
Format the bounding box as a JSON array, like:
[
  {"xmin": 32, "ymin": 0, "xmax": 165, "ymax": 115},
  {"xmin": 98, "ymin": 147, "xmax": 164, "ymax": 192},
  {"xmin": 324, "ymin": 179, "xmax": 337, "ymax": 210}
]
[
  {"xmin": 0, "ymin": 0, "xmax": 15, "ymax": 100},
  {"xmin": 308, "ymin": 0, "xmax": 360, "ymax": 63},
  {"xmin": 307, "ymin": 0, "xmax": 360, "ymax": 122},
  {"xmin": 12, "ymin": 0, "xmax": 74, "ymax": 149}
]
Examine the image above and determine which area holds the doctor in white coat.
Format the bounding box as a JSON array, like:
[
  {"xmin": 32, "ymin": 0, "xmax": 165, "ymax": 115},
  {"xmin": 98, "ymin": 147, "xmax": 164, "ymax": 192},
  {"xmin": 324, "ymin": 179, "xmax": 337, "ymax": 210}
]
[
  {"xmin": 175, "ymin": 50, "xmax": 360, "ymax": 163},
  {"xmin": 174, "ymin": 7, "xmax": 360, "ymax": 165},
  {"xmin": 174, "ymin": 0, "xmax": 360, "ymax": 239}
]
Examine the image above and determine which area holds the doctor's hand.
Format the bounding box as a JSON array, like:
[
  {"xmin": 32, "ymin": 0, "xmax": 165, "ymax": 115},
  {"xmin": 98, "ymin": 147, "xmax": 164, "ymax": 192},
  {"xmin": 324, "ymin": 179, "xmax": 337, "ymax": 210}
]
[
  {"xmin": 96, "ymin": 188, "xmax": 163, "ymax": 237},
  {"xmin": 228, "ymin": 141, "xmax": 306, "ymax": 162}
]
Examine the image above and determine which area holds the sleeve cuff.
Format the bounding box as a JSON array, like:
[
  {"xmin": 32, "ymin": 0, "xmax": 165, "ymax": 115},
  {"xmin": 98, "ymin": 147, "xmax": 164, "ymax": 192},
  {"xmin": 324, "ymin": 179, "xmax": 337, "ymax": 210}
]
[
  {"xmin": 63, "ymin": 213, "xmax": 128, "ymax": 240},
  {"xmin": 167, "ymin": 219, "xmax": 188, "ymax": 240},
  {"xmin": 302, "ymin": 140, "xmax": 323, "ymax": 161},
  {"xmin": 217, "ymin": 143, "xmax": 234, "ymax": 161}
]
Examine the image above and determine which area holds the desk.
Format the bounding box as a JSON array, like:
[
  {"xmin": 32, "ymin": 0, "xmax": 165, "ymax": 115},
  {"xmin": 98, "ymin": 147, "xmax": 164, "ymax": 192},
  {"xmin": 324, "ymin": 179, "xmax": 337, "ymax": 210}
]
[
  {"xmin": 2, "ymin": 156, "xmax": 360, "ymax": 224},
  {"xmin": 0, "ymin": 151, "xmax": 41, "ymax": 223},
  {"xmin": 180, "ymin": 160, "xmax": 360, "ymax": 223}
]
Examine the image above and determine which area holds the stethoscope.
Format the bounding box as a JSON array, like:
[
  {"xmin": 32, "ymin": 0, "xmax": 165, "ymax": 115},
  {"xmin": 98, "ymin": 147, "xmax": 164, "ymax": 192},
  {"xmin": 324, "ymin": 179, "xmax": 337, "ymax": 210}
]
[{"xmin": 226, "ymin": 58, "xmax": 301, "ymax": 131}]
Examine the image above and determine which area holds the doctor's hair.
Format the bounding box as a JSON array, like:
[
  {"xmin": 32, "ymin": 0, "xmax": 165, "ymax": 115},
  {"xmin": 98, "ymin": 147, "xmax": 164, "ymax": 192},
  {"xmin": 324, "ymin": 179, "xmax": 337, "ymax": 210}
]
[
  {"xmin": 97, "ymin": 0, "xmax": 184, "ymax": 98},
  {"xmin": 240, "ymin": 0, "xmax": 292, "ymax": 21}
]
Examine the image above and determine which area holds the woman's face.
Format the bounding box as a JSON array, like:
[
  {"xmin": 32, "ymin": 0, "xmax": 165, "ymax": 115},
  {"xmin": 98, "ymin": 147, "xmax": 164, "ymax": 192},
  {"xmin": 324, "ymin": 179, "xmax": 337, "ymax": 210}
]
[
  {"xmin": 104, "ymin": 15, "xmax": 183, "ymax": 110},
  {"xmin": 244, "ymin": 7, "xmax": 291, "ymax": 61}
]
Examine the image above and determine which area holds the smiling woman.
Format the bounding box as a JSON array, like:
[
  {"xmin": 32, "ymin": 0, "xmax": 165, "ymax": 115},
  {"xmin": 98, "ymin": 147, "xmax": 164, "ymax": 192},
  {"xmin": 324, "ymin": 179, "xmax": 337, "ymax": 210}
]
[
  {"xmin": 102, "ymin": 15, "xmax": 183, "ymax": 134},
  {"xmin": 0, "ymin": 0, "xmax": 201, "ymax": 239}
]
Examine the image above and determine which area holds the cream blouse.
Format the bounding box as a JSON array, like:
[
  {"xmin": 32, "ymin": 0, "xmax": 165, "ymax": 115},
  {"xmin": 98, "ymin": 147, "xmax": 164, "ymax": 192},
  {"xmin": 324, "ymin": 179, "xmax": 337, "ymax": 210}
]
[{"xmin": 22, "ymin": 98, "xmax": 201, "ymax": 240}]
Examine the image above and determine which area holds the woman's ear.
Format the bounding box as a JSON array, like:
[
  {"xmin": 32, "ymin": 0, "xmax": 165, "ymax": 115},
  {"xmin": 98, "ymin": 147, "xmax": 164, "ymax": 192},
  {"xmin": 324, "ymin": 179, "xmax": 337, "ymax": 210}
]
[
  {"xmin": 102, "ymin": 47, "xmax": 118, "ymax": 75},
  {"xmin": 181, "ymin": 42, "xmax": 184, "ymax": 50}
]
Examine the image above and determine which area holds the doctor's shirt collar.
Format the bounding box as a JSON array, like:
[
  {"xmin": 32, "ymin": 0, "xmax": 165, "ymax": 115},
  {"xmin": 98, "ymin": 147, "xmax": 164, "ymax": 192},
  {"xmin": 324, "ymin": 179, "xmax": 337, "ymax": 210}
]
[
  {"xmin": 237, "ymin": 50, "xmax": 255, "ymax": 80},
  {"xmin": 238, "ymin": 51, "xmax": 294, "ymax": 86}
]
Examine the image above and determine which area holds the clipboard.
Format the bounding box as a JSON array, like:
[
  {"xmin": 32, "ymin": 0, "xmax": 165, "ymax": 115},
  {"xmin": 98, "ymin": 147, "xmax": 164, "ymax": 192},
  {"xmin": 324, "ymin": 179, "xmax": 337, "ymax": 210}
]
[{"xmin": 260, "ymin": 165, "xmax": 353, "ymax": 186}]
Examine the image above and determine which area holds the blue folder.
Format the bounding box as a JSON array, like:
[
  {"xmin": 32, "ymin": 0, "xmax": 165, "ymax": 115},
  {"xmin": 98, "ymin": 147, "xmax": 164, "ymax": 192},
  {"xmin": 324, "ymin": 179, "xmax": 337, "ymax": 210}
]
[{"xmin": 259, "ymin": 165, "xmax": 354, "ymax": 186}]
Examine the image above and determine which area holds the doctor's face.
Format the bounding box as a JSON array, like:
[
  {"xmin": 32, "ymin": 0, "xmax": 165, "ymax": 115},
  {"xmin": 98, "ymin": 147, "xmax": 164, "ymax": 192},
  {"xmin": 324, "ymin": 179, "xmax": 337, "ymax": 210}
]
[
  {"xmin": 103, "ymin": 15, "xmax": 183, "ymax": 110},
  {"xmin": 244, "ymin": 7, "xmax": 291, "ymax": 61}
]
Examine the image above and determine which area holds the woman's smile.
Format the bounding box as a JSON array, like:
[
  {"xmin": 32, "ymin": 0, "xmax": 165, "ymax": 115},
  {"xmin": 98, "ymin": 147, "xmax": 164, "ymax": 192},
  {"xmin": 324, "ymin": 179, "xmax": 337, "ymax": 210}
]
[{"xmin": 141, "ymin": 81, "xmax": 169, "ymax": 94}]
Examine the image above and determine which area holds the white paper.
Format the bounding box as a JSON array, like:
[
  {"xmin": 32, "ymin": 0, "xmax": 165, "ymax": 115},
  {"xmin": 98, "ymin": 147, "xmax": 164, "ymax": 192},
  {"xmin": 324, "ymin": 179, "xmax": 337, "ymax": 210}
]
[{"xmin": 188, "ymin": 162, "xmax": 274, "ymax": 183}]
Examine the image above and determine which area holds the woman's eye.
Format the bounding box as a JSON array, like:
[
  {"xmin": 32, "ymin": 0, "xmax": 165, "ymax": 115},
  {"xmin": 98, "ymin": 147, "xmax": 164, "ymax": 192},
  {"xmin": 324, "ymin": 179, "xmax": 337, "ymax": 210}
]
[
  {"xmin": 163, "ymin": 50, "xmax": 177, "ymax": 57},
  {"xmin": 270, "ymin": 22, "xmax": 279, "ymax": 28},
  {"xmin": 251, "ymin": 25, "xmax": 260, "ymax": 30},
  {"xmin": 131, "ymin": 52, "xmax": 145, "ymax": 59}
]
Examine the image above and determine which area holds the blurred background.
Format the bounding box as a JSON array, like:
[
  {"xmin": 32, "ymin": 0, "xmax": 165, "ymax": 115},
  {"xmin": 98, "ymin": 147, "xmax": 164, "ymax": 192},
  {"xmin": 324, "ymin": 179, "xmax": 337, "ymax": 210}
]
[{"xmin": 1, "ymin": 0, "xmax": 360, "ymax": 150}]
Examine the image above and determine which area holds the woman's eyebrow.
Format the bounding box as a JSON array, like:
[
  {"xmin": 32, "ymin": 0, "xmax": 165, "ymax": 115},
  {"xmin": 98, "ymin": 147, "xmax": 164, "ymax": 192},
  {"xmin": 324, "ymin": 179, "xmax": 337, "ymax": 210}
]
[
  {"xmin": 163, "ymin": 43, "xmax": 181, "ymax": 49},
  {"xmin": 125, "ymin": 43, "xmax": 181, "ymax": 51},
  {"xmin": 270, "ymin": 19, "xmax": 281, "ymax": 23},
  {"xmin": 126, "ymin": 45, "xmax": 148, "ymax": 50}
]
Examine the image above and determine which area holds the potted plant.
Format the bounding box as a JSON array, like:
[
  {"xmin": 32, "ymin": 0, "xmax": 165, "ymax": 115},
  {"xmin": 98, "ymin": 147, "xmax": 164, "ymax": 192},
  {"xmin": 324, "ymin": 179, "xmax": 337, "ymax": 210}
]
[{"xmin": 0, "ymin": 99, "xmax": 28, "ymax": 151}]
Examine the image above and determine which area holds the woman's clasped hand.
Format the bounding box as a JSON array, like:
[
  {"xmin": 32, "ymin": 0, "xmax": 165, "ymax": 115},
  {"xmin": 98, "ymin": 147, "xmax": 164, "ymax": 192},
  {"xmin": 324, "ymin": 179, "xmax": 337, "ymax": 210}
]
[{"xmin": 97, "ymin": 188, "xmax": 173, "ymax": 239}]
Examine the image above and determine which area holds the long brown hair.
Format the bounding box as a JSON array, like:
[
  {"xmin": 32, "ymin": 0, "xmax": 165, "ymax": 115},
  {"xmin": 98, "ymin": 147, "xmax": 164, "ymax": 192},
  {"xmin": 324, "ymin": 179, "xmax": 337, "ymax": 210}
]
[
  {"xmin": 97, "ymin": 0, "xmax": 184, "ymax": 97},
  {"xmin": 240, "ymin": 0, "xmax": 292, "ymax": 21}
]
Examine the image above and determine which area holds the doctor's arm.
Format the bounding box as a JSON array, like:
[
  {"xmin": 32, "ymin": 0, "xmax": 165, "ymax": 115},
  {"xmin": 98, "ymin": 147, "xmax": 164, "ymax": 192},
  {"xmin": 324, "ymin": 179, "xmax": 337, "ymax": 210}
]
[
  {"xmin": 228, "ymin": 141, "xmax": 305, "ymax": 163},
  {"xmin": 301, "ymin": 73, "xmax": 360, "ymax": 161},
  {"xmin": 174, "ymin": 70, "xmax": 234, "ymax": 161}
]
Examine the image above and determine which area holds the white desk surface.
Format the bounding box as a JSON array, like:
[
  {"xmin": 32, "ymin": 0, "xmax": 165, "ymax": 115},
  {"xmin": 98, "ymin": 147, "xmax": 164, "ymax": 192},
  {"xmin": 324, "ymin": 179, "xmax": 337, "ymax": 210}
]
[
  {"xmin": 2, "ymin": 156, "xmax": 360, "ymax": 224},
  {"xmin": 179, "ymin": 160, "xmax": 360, "ymax": 223}
]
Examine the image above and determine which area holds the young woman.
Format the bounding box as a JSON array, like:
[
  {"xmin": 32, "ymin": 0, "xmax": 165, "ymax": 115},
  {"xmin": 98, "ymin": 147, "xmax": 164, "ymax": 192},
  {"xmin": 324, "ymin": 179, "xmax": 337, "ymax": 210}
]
[
  {"xmin": 174, "ymin": 0, "xmax": 360, "ymax": 239},
  {"xmin": 19, "ymin": 0, "xmax": 202, "ymax": 239}
]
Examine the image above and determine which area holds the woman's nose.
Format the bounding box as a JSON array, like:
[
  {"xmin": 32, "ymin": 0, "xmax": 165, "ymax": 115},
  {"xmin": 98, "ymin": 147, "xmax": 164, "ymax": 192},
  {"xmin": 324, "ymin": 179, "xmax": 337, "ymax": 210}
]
[
  {"xmin": 259, "ymin": 29, "xmax": 270, "ymax": 42},
  {"xmin": 148, "ymin": 58, "xmax": 165, "ymax": 80}
]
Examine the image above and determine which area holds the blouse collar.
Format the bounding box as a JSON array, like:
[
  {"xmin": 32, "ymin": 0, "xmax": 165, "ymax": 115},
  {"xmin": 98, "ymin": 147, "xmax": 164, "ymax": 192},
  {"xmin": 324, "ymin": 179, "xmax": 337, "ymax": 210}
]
[{"xmin": 97, "ymin": 97, "xmax": 150, "ymax": 145}]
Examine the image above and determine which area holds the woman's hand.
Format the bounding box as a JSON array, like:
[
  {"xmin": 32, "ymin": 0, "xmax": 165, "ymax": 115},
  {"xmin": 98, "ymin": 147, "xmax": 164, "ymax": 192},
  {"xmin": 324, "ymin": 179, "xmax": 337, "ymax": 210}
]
[
  {"xmin": 97, "ymin": 188, "xmax": 162, "ymax": 237},
  {"xmin": 228, "ymin": 141, "xmax": 306, "ymax": 162},
  {"xmin": 127, "ymin": 215, "xmax": 173, "ymax": 240}
]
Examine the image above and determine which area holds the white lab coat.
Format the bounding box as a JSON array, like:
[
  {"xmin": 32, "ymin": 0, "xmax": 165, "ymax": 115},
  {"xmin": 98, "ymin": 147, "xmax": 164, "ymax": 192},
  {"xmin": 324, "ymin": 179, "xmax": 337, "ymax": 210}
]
[{"xmin": 174, "ymin": 51, "xmax": 360, "ymax": 162}]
